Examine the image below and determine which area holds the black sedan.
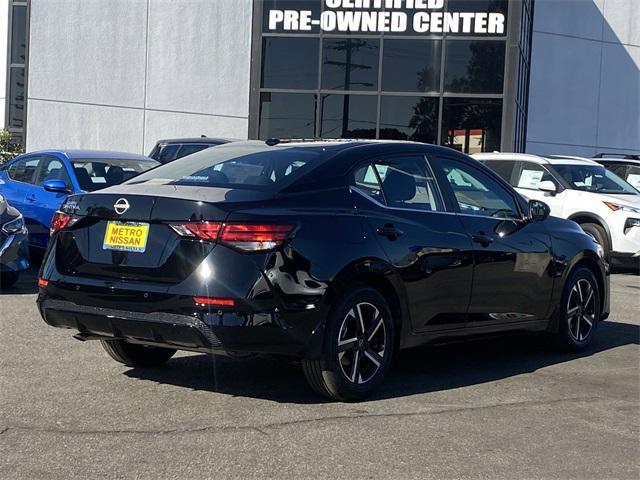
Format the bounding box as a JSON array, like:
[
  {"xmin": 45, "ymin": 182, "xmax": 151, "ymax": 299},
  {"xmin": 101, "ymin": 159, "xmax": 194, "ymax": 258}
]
[
  {"xmin": 0, "ymin": 194, "xmax": 28, "ymax": 288},
  {"xmin": 37, "ymin": 140, "xmax": 609, "ymax": 401}
]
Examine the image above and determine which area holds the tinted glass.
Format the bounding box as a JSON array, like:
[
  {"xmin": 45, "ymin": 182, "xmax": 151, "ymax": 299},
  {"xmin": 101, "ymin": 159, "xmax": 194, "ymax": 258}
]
[
  {"xmin": 379, "ymin": 96, "xmax": 439, "ymax": 144},
  {"xmin": 177, "ymin": 144, "xmax": 211, "ymax": 159},
  {"xmin": 553, "ymin": 164, "xmax": 638, "ymax": 195},
  {"xmin": 261, "ymin": 37, "xmax": 319, "ymax": 89},
  {"xmin": 481, "ymin": 160, "xmax": 516, "ymax": 184},
  {"xmin": 382, "ymin": 40, "xmax": 441, "ymax": 93},
  {"xmin": 35, "ymin": 157, "xmax": 71, "ymax": 187},
  {"xmin": 441, "ymin": 98, "xmax": 502, "ymax": 153},
  {"xmin": 8, "ymin": 68, "xmax": 26, "ymax": 129},
  {"xmin": 353, "ymin": 164, "xmax": 384, "ymax": 203},
  {"xmin": 439, "ymin": 157, "xmax": 519, "ymax": 218},
  {"xmin": 11, "ymin": 5, "xmax": 27, "ymax": 64},
  {"xmin": 322, "ymin": 38, "xmax": 379, "ymax": 91},
  {"xmin": 376, "ymin": 156, "xmax": 442, "ymax": 211},
  {"xmin": 259, "ymin": 92, "xmax": 317, "ymax": 139},
  {"xmin": 71, "ymin": 159, "xmax": 157, "ymax": 192},
  {"xmin": 320, "ymin": 94, "xmax": 377, "ymax": 139},
  {"xmin": 158, "ymin": 144, "xmax": 180, "ymax": 163},
  {"xmin": 8, "ymin": 157, "xmax": 39, "ymax": 184},
  {"xmin": 262, "ymin": 0, "xmax": 321, "ymax": 33},
  {"xmin": 515, "ymin": 161, "xmax": 557, "ymax": 190},
  {"xmin": 129, "ymin": 144, "xmax": 325, "ymax": 192},
  {"xmin": 624, "ymin": 165, "xmax": 640, "ymax": 190},
  {"xmin": 444, "ymin": 40, "xmax": 505, "ymax": 94}
]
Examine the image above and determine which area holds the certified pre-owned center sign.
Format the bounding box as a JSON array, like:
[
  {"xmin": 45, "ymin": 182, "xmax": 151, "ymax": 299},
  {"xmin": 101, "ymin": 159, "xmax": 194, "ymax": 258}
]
[{"xmin": 268, "ymin": 0, "xmax": 506, "ymax": 35}]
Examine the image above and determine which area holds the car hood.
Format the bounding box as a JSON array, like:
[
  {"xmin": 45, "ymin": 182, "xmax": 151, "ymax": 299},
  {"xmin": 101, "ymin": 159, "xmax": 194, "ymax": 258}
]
[{"xmin": 579, "ymin": 191, "xmax": 640, "ymax": 207}]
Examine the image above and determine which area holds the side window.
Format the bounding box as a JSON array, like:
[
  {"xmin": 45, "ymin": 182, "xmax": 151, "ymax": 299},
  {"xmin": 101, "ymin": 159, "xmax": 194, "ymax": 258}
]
[
  {"xmin": 516, "ymin": 161, "xmax": 556, "ymax": 190},
  {"xmin": 35, "ymin": 157, "xmax": 72, "ymax": 188},
  {"xmin": 177, "ymin": 144, "xmax": 209, "ymax": 159},
  {"xmin": 353, "ymin": 164, "xmax": 385, "ymax": 203},
  {"xmin": 158, "ymin": 144, "xmax": 180, "ymax": 163},
  {"xmin": 482, "ymin": 160, "xmax": 517, "ymax": 185},
  {"xmin": 439, "ymin": 157, "xmax": 521, "ymax": 219},
  {"xmin": 376, "ymin": 156, "xmax": 442, "ymax": 211},
  {"xmin": 7, "ymin": 157, "xmax": 40, "ymax": 184}
]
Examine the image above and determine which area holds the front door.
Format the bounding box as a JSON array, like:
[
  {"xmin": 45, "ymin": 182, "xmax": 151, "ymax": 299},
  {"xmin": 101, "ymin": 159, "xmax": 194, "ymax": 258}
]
[
  {"xmin": 513, "ymin": 160, "xmax": 566, "ymax": 217},
  {"xmin": 351, "ymin": 154, "xmax": 474, "ymax": 333},
  {"xmin": 433, "ymin": 156, "xmax": 555, "ymax": 325}
]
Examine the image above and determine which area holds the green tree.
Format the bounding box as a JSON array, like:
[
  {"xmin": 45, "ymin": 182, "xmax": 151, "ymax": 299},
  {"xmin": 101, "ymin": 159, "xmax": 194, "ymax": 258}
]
[{"xmin": 0, "ymin": 130, "xmax": 24, "ymax": 164}]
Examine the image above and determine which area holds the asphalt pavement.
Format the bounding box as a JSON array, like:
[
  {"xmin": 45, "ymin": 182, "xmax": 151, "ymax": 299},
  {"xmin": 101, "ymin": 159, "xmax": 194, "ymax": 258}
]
[{"xmin": 1, "ymin": 270, "xmax": 638, "ymax": 479}]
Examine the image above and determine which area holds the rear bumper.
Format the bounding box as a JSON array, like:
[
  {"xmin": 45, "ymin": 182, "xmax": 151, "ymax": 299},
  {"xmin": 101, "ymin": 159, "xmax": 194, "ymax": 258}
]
[
  {"xmin": 37, "ymin": 296, "xmax": 326, "ymax": 358},
  {"xmin": 0, "ymin": 232, "xmax": 29, "ymax": 273}
]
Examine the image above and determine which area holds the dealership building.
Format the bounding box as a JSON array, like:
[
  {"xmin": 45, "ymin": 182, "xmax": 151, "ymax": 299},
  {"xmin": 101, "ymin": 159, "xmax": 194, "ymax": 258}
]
[{"xmin": 0, "ymin": 0, "xmax": 638, "ymax": 157}]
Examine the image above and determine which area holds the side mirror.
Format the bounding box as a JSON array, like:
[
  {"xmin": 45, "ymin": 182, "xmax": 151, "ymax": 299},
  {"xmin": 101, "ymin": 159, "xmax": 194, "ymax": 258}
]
[
  {"xmin": 529, "ymin": 199, "xmax": 550, "ymax": 222},
  {"xmin": 537, "ymin": 180, "xmax": 557, "ymax": 195},
  {"xmin": 43, "ymin": 179, "xmax": 70, "ymax": 193}
]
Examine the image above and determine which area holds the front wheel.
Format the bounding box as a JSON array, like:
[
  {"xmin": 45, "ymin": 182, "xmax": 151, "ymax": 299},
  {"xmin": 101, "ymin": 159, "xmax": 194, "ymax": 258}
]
[
  {"xmin": 303, "ymin": 286, "xmax": 395, "ymax": 401},
  {"xmin": 100, "ymin": 340, "xmax": 176, "ymax": 367},
  {"xmin": 554, "ymin": 267, "xmax": 601, "ymax": 351}
]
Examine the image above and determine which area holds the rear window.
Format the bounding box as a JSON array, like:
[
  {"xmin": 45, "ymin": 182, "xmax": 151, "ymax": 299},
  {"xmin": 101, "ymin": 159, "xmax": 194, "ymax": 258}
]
[
  {"xmin": 128, "ymin": 143, "xmax": 325, "ymax": 191},
  {"xmin": 72, "ymin": 159, "xmax": 157, "ymax": 192}
]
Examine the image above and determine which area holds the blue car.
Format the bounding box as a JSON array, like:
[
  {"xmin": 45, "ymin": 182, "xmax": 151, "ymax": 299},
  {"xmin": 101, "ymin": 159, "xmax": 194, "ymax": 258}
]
[{"xmin": 0, "ymin": 150, "xmax": 159, "ymax": 251}]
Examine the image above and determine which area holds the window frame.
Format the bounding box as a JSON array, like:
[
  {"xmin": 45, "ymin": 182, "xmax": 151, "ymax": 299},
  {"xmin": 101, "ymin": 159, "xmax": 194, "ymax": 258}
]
[
  {"xmin": 350, "ymin": 153, "xmax": 446, "ymax": 214},
  {"xmin": 513, "ymin": 160, "xmax": 563, "ymax": 192},
  {"xmin": 7, "ymin": 154, "xmax": 40, "ymax": 185},
  {"xmin": 431, "ymin": 154, "xmax": 526, "ymax": 220}
]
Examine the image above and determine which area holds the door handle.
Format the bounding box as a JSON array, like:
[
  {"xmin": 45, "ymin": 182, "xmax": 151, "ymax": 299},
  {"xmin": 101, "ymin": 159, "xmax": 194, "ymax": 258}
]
[
  {"xmin": 377, "ymin": 224, "xmax": 404, "ymax": 240},
  {"xmin": 472, "ymin": 233, "xmax": 494, "ymax": 247},
  {"xmin": 26, "ymin": 193, "xmax": 37, "ymax": 202}
]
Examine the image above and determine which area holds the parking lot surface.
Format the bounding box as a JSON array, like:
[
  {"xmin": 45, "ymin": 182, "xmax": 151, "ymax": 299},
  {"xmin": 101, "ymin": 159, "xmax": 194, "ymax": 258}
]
[{"xmin": 1, "ymin": 271, "xmax": 638, "ymax": 479}]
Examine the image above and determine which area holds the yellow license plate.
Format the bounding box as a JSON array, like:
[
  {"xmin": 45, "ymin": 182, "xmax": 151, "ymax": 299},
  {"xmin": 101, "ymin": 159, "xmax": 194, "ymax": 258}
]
[{"xmin": 103, "ymin": 221, "xmax": 149, "ymax": 253}]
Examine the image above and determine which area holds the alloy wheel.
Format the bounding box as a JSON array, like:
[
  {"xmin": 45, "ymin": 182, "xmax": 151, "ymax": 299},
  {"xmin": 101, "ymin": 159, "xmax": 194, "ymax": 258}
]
[
  {"xmin": 337, "ymin": 302, "xmax": 386, "ymax": 384},
  {"xmin": 567, "ymin": 278, "xmax": 596, "ymax": 342}
]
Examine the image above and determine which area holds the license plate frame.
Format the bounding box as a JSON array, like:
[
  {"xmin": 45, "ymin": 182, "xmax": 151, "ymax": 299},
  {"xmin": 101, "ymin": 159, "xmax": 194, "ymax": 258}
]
[{"xmin": 103, "ymin": 221, "xmax": 150, "ymax": 253}]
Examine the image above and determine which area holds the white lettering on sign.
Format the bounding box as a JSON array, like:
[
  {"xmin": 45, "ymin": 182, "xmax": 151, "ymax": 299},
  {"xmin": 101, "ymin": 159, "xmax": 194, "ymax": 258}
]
[{"xmin": 267, "ymin": 0, "xmax": 505, "ymax": 35}]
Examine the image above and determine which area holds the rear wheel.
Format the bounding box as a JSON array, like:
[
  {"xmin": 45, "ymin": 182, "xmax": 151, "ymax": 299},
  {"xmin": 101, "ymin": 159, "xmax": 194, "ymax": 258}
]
[
  {"xmin": 303, "ymin": 286, "xmax": 394, "ymax": 401},
  {"xmin": 554, "ymin": 267, "xmax": 601, "ymax": 351},
  {"xmin": 580, "ymin": 223, "xmax": 609, "ymax": 259},
  {"xmin": 100, "ymin": 340, "xmax": 176, "ymax": 367},
  {"xmin": 0, "ymin": 272, "xmax": 19, "ymax": 288}
]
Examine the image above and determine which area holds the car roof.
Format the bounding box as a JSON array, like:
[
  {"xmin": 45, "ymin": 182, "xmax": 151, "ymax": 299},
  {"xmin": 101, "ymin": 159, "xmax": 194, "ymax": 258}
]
[
  {"xmin": 26, "ymin": 149, "xmax": 156, "ymax": 162},
  {"xmin": 597, "ymin": 158, "xmax": 640, "ymax": 166},
  {"xmin": 472, "ymin": 152, "xmax": 601, "ymax": 166},
  {"xmin": 155, "ymin": 137, "xmax": 232, "ymax": 146}
]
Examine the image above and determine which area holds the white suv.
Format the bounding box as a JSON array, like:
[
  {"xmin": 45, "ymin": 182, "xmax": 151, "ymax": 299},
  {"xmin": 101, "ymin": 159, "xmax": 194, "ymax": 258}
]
[{"xmin": 473, "ymin": 153, "xmax": 640, "ymax": 269}]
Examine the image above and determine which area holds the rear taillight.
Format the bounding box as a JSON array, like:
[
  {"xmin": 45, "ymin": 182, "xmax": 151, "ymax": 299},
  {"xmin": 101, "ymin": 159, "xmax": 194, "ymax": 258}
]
[
  {"xmin": 50, "ymin": 211, "xmax": 74, "ymax": 235},
  {"xmin": 37, "ymin": 277, "xmax": 49, "ymax": 288},
  {"xmin": 193, "ymin": 296, "xmax": 235, "ymax": 307},
  {"xmin": 170, "ymin": 222, "xmax": 295, "ymax": 253}
]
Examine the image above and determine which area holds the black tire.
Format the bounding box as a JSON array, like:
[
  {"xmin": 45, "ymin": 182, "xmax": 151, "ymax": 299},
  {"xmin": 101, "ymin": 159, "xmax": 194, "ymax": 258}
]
[
  {"xmin": 554, "ymin": 267, "xmax": 601, "ymax": 351},
  {"xmin": 580, "ymin": 223, "xmax": 610, "ymax": 258},
  {"xmin": 302, "ymin": 286, "xmax": 395, "ymax": 401},
  {"xmin": 100, "ymin": 339, "xmax": 176, "ymax": 367},
  {"xmin": 0, "ymin": 271, "xmax": 19, "ymax": 288}
]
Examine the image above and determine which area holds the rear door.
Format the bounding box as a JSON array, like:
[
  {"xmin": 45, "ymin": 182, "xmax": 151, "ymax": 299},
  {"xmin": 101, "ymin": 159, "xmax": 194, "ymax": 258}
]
[
  {"xmin": 432, "ymin": 156, "xmax": 554, "ymax": 325},
  {"xmin": 2, "ymin": 156, "xmax": 40, "ymax": 238},
  {"xmin": 351, "ymin": 154, "xmax": 473, "ymax": 333}
]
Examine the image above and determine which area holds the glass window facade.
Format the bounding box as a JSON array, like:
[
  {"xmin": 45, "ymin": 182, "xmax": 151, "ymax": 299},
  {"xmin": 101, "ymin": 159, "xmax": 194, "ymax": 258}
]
[
  {"xmin": 252, "ymin": 0, "xmax": 522, "ymax": 154},
  {"xmin": 6, "ymin": 0, "xmax": 30, "ymax": 147}
]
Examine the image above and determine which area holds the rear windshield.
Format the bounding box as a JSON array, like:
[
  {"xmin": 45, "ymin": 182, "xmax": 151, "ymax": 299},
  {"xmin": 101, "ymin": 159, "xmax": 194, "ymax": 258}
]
[
  {"xmin": 128, "ymin": 143, "xmax": 325, "ymax": 191},
  {"xmin": 72, "ymin": 159, "xmax": 157, "ymax": 192},
  {"xmin": 553, "ymin": 164, "xmax": 638, "ymax": 195}
]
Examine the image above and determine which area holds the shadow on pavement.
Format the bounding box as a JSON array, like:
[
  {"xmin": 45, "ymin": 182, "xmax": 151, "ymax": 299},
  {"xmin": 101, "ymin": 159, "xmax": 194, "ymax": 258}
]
[
  {"xmin": 0, "ymin": 267, "xmax": 39, "ymax": 295},
  {"xmin": 124, "ymin": 320, "xmax": 639, "ymax": 404}
]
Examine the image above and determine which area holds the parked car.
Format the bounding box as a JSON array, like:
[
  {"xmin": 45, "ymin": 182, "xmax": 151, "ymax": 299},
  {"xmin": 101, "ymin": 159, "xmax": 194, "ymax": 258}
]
[
  {"xmin": 475, "ymin": 153, "xmax": 640, "ymax": 269},
  {"xmin": 0, "ymin": 150, "xmax": 159, "ymax": 251},
  {"xmin": 0, "ymin": 193, "xmax": 28, "ymax": 288},
  {"xmin": 38, "ymin": 140, "xmax": 609, "ymax": 401},
  {"xmin": 593, "ymin": 153, "xmax": 640, "ymax": 191},
  {"xmin": 149, "ymin": 137, "xmax": 230, "ymax": 164}
]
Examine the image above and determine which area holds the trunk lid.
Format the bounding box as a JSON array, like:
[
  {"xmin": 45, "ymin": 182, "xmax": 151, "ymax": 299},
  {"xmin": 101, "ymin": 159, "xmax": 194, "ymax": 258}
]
[{"xmin": 56, "ymin": 184, "xmax": 273, "ymax": 283}]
